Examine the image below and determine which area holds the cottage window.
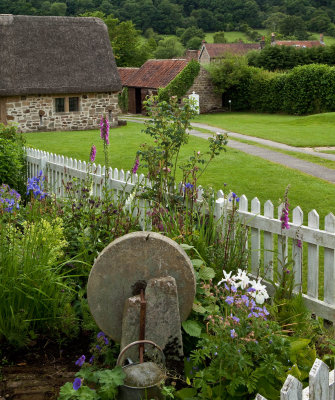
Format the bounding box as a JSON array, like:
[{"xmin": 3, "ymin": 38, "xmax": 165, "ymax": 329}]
[
  {"xmin": 69, "ymin": 97, "xmax": 79, "ymax": 112},
  {"xmin": 55, "ymin": 98, "xmax": 65, "ymax": 112},
  {"xmin": 55, "ymin": 96, "xmax": 80, "ymax": 113}
]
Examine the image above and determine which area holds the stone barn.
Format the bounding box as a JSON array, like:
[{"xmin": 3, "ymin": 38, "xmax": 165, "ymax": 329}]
[
  {"xmin": 0, "ymin": 14, "xmax": 122, "ymax": 132},
  {"xmin": 118, "ymin": 59, "xmax": 221, "ymax": 114}
]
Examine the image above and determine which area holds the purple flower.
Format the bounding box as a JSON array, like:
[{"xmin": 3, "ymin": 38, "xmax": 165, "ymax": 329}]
[
  {"xmin": 225, "ymin": 296, "xmax": 234, "ymax": 305},
  {"xmin": 97, "ymin": 331, "xmax": 105, "ymax": 338},
  {"xmin": 89, "ymin": 356, "xmax": 95, "ymax": 364},
  {"xmin": 185, "ymin": 183, "xmax": 194, "ymax": 189},
  {"xmin": 96, "ymin": 345, "xmax": 102, "ymax": 351},
  {"xmin": 103, "ymin": 336, "xmax": 109, "ymax": 345},
  {"xmin": 231, "ymin": 315, "xmax": 240, "ymax": 324},
  {"xmin": 297, "ymin": 239, "xmax": 302, "ymax": 248},
  {"xmin": 100, "ymin": 116, "xmax": 110, "ymax": 145},
  {"xmin": 75, "ymin": 355, "xmax": 85, "ymax": 367},
  {"xmin": 73, "ymin": 378, "xmax": 82, "ymax": 391},
  {"xmin": 90, "ymin": 145, "xmax": 96, "ymax": 162},
  {"xmin": 231, "ymin": 286, "xmax": 237, "ymax": 293},
  {"xmin": 230, "ymin": 329, "xmax": 237, "ymax": 338},
  {"xmin": 132, "ymin": 158, "xmax": 139, "ymax": 174}
]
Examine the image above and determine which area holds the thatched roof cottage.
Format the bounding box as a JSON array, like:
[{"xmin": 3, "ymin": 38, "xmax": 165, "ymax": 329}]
[{"xmin": 0, "ymin": 14, "xmax": 122, "ymax": 132}]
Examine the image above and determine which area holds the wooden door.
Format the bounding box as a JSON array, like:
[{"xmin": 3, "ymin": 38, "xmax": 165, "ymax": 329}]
[{"xmin": 0, "ymin": 98, "xmax": 7, "ymax": 125}]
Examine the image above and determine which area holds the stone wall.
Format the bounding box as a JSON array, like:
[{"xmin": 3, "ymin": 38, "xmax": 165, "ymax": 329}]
[
  {"xmin": 4, "ymin": 92, "xmax": 120, "ymax": 132},
  {"xmin": 198, "ymin": 46, "xmax": 210, "ymax": 65},
  {"xmin": 187, "ymin": 66, "xmax": 222, "ymax": 113}
]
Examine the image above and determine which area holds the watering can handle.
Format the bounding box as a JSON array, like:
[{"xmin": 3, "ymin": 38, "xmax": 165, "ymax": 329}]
[{"xmin": 117, "ymin": 340, "xmax": 165, "ymax": 366}]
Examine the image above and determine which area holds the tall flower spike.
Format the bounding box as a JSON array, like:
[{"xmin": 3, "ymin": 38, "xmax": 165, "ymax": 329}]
[
  {"xmin": 90, "ymin": 145, "xmax": 96, "ymax": 162},
  {"xmin": 100, "ymin": 116, "xmax": 110, "ymax": 145}
]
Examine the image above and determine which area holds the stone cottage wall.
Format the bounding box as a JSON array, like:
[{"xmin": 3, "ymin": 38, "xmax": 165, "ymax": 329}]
[
  {"xmin": 4, "ymin": 92, "xmax": 120, "ymax": 132},
  {"xmin": 186, "ymin": 66, "xmax": 222, "ymax": 113}
]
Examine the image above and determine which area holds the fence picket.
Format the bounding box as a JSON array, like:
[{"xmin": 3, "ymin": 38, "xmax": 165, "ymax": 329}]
[
  {"xmin": 264, "ymin": 200, "xmax": 274, "ymax": 280},
  {"xmin": 292, "ymin": 206, "xmax": 303, "ymax": 292},
  {"xmin": 251, "ymin": 197, "xmax": 261, "ymax": 275},
  {"xmin": 277, "ymin": 203, "xmax": 288, "ymax": 278},
  {"xmin": 280, "ymin": 375, "xmax": 302, "ymax": 400},
  {"xmin": 308, "ymin": 210, "xmax": 319, "ymax": 299},
  {"xmin": 324, "ymin": 213, "xmax": 335, "ymax": 305},
  {"xmin": 309, "ymin": 359, "xmax": 329, "ymax": 400}
]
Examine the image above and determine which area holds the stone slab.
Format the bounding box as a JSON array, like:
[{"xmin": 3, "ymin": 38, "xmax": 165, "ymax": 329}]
[
  {"xmin": 120, "ymin": 276, "xmax": 184, "ymax": 366},
  {"xmin": 87, "ymin": 231, "xmax": 196, "ymax": 342}
]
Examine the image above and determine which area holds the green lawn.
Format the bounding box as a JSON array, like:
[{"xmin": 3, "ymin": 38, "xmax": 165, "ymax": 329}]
[
  {"xmin": 24, "ymin": 122, "xmax": 335, "ymax": 222},
  {"xmin": 195, "ymin": 112, "xmax": 335, "ymax": 147}
]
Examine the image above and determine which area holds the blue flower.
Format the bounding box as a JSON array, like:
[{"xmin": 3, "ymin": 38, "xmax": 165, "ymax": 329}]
[
  {"xmin": 75, "ymin": 355, "xmax": 85, "ymax": 367},
  {"xmin": 73, "ymin": 378, "xmax": 82, "ymax": 391},
  {"xmin": 225, "ymin": 296, "xmax": 234, "ymax": 305}
]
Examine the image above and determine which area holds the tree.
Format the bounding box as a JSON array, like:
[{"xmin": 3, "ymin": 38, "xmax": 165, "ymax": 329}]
[
  {"xmin": 213, "ymin": 31, "xmax": 227, "ymax": 43},
  {"xmin": 153, "ymin": 37, "xmax": 185, "ymax": 59},
  {"xmin": 80, "ymin": 12, "xmax": 150, "ymax": 66},
  {"xmin": 50, "ymin": 2, "xmax": 67, "ymax": 16},
  {"xmin": 279, "ymin": 15, "xmax": 308, "ymax": 39},
  {"xmin": 263, "ymin": 12, "xmax": 287, "ymax": 32},
  {"xmin": 180, "ymin": 26, "xmax": 205, "ymax": 46},
  {"xmin": 186, "ymin": 36, "xmax": 202, "ymax": 49}
]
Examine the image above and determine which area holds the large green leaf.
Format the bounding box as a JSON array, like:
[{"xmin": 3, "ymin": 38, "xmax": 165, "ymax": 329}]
[
  {"xmin": 175, "ymin": 387, "xmax": 198, "ymax": 399},
  {"xmin": 182, "ymin": 320, "xmax": 202, "ymax": 337}
]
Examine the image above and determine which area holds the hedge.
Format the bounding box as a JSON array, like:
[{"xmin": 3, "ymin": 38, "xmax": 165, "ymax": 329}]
[{"xmin": 213, "ymin": 62, "xmax": 335, "ymax": 115}]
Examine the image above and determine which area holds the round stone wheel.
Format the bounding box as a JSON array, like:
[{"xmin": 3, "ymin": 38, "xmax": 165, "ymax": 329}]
[{"xmin": 87, "ymin": 231, "xmax": 196, "ymax": 342}]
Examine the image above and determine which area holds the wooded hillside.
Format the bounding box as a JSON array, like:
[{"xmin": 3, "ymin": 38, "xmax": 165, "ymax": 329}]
[{"xmin": 1, "ymin": 0, "xmax": 335, "ymax": 37}]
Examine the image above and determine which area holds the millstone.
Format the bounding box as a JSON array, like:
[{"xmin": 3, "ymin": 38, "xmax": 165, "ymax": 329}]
[{"xmin": 87, "ymin": 231, "xmax": 196, "ymax": 342}]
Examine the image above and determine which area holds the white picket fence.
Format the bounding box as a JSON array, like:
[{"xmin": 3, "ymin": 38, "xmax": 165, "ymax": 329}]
[
  {"xmin": 26, "ymin": 147, "xmax": 335, "ymax": 323},
  {"xmin": 256, "ymin": 358, "xmax": 335, "ymax": 399}
]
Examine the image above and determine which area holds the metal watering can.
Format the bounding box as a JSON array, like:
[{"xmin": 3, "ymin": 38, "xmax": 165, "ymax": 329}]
[{"xmin": 117, "ymin": 340, "xmax": 166, "ymax": 400}]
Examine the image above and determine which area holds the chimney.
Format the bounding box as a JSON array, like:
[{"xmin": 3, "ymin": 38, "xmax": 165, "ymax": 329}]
[
  {"xmin": 271, "ymin": 32, "xmax": 275, "ymax": 45},
  {"xmin": 260, "ymin": 36, "xmax": 265, "ymax": 49},
  {"xmin": 320, "ymin": 33, "xmax": 325, "ymax": 45}
]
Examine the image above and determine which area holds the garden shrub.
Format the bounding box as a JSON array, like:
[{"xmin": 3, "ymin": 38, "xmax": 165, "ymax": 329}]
[
  {"xmin": 0, "ymin": 123, "xmax": 26, "ymax": 195},
  {"xmin": 118, "ymin": 87, "xmax": 128, "ymax": 113}
]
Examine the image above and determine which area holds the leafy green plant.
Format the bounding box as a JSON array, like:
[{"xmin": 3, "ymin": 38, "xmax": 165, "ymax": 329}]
[
  {"xmin": 158, "ymin": 60, "xmax": 200, "ymax": 102},
  {"xmin": 0, "ymin": 211, "xmax": 77, "ymax": 346},
  {"xmin": 0, "ymin": 123, "xmax": 26, "ymax": 195}
]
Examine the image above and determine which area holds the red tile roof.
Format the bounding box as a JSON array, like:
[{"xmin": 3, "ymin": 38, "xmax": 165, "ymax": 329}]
[
  {"xmin": 123, "ymin": 59, "xmax": 189, "ymax": 88},
  {"xmin": 203, "ymin": 43, "xmax": 260, "ymax": 58},
  {"xmin": 118, "ymin": 68, "xmax": 139, "ymax": 85},
  {"xmin": 275, "ymin": 40, "xmax": 324, "ymax": 48}
]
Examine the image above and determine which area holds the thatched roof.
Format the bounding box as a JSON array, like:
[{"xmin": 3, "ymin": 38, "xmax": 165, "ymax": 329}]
[{"xmin": 0, "ymin": 14, "xmax": 122, "ymax": 96}]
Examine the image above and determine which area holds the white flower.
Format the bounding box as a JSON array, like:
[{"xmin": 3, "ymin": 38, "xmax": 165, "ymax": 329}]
[
  {"xmin": 249, "ymin": 278, "xmax": 269, "ymax": 305},
  {"xmin": 234, "ymin": 269, "xmax": 250, "ymax": 290},
  {"xmin": 218, "ymin": 270, "xmax": 233, "ymax": 286}
]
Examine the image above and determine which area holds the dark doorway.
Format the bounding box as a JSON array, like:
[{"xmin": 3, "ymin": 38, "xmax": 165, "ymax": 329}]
[{"xmin": 135, "ymin": 88, "xmax": 142, "ymax": 114}]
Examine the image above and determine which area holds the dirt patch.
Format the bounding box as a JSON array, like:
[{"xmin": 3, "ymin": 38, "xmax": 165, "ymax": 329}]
[{"xmin": 0, "ymin": 335, "xmax": 91, "ymax": 400}]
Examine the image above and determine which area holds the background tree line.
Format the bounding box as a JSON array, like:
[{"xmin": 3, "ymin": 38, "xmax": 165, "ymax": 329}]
[{"xmin": 1, "ymin": 0, "xmax": 335, "ymax": 37}]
